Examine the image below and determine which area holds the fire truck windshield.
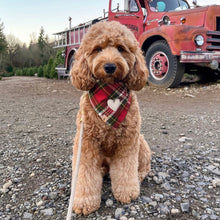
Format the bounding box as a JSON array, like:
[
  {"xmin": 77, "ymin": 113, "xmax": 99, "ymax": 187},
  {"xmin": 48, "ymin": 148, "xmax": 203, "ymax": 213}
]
[{"xmin": 148, "ymin": 0, "xmax": 189, "ymax": 12}]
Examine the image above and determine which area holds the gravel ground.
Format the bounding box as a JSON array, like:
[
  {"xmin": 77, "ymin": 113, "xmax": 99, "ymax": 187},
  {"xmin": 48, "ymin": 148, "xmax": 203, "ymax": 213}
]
[{"xmin": 0, "ymin": 76, "xmax": 219, "ymax": 220}]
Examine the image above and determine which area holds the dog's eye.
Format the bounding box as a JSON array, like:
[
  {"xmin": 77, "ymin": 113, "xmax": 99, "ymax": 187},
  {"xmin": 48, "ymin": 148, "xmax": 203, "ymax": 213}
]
[
  {"xmin": 93, "ymin": 47, "xmax": 102, "ymax": 53},
  {"xmin": 117, "ymin": 46, "xmax": 125, "ymax": 53}
]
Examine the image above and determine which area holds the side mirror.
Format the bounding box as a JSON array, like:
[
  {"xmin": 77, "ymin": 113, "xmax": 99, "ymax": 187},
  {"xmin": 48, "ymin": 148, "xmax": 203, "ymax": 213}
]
[{"xmin": 192, "ymin": 0, "xmax": 197, "ymax": 6}]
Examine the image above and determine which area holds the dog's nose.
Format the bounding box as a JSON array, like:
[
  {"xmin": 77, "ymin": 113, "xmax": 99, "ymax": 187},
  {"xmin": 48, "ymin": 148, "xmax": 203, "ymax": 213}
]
[{"xmin": 104, "ymin": 63, "xmax": 116, "ymax": 74}]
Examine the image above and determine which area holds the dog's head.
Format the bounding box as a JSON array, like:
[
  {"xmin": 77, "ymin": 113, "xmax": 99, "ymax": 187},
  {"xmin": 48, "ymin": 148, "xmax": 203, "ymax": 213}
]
[{"xmin": 71, "ymin": 21, "xmax": 148, "ymax": 91}]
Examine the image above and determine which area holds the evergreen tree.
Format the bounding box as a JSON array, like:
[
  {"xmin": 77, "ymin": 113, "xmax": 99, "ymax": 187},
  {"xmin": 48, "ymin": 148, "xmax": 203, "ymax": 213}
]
[
  {"xmin": 0, "ymin": 19, "xmax": 7, "ymax": 54},
  {"xmin": 50, "ymin": 49, "xmax": 65, "ymax": 78},
  {"xmin": 0, "ymin": 19, "xmax": 7, "ymax": 71},
  {"xmin": 43, "ymin": 64, "xmax": 48, "ymax": 78},
  {"xmin": 38, "ymin": 27, "xmax": 46, "ymax": 51},
  {"xmin": 37, "ymin": 65, "xmax": 44, "ymax": 77},
  {"xmin": 37, "ymin": 26, "xmax": 52, "ymax": 65},
  {"xmin": 47, "ymin": 56, "xmax": 54, "ymax": 78}
]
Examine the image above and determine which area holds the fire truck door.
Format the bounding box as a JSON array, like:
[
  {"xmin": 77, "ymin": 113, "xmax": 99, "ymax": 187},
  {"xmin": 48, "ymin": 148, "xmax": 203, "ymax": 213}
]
[{"xmin": 109, "ymin": 0, "xmax": 144, "ymax": 39}]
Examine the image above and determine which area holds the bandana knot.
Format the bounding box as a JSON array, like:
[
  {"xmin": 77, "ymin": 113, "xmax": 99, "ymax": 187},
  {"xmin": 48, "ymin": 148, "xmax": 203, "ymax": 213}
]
[{"xmin": 89, "ymin": 81, "xmax": 131, "ymax": 129}]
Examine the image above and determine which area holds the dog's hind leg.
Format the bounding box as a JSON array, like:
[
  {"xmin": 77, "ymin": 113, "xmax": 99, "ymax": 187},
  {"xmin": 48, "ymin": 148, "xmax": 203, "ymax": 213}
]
[{"xmin": 138, "ymin": 134, "xmax": 151, "ymax": 182}]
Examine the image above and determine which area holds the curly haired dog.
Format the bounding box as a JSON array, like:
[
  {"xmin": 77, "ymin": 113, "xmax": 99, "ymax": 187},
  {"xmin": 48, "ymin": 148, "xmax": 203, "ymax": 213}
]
[{"xmin": 71, "ymin": 21, "xmax": 151, "ymax": 215}]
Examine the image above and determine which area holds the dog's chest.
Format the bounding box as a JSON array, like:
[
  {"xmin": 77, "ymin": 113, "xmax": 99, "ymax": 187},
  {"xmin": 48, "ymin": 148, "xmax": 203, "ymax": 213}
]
[{"xmin": 98, "ymin": 128, "xmax": 125, "ymax": 157}]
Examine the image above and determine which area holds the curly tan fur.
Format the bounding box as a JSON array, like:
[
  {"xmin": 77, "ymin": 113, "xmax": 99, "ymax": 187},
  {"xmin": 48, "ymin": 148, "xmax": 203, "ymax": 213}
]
[{"xmin": 71, "ymin": 21, "xmax": 151, "ymax": 215}]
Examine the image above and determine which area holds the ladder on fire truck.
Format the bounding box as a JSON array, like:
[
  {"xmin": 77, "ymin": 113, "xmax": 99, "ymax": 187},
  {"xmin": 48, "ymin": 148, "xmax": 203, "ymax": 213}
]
[{"xmin": 53, "ymin": 14, "xmax": 108, "ymax": 49}]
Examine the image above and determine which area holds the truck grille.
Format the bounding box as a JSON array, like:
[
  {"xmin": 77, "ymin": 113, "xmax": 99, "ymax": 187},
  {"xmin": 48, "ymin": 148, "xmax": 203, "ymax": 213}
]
[{"xmin": 206, "ymin": 31, "xmax": 220, "ymax": 51}]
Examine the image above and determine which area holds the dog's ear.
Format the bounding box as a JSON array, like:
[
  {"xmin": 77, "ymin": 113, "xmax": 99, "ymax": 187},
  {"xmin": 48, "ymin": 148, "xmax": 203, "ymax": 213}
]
[
  {"xmin": 71, "ymin": 47, "xmax": 96, "ymax": 91},
  {"xmin": 125, "ymin": 47, "xmax": 149, "ymax": 91}
]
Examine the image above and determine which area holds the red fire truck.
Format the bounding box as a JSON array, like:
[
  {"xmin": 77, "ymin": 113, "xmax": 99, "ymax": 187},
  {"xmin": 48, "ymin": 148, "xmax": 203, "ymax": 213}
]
[{"xmin": 54, "ymin": 0, "xmax": 220, "ymax": 88}]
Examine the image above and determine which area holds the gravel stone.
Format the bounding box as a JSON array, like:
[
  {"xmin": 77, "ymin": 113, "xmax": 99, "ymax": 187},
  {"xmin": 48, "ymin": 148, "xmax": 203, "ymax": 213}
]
[
  {"xmin": 3, "ymin": 180, "xmax": 13, "ymax": 190},
  {"xmin": 115, "ymin": 208, "xmax": 124, "ymax": 219},
  {"xmin": 153, "ymin": 176, "xmax": 163, "ymax": 184},
  {"xmin": 161, "ymin": 182, "xmax": 171, "ymax": 191},
  {"xmin": 48, "ymin": 191, "xmax": 58, "ymax": 200},
  {"xmin": 212, "ymin": 178, "xmax": 220, "ymax": 187},
  {"xmin": 180, "ymin": 201, "xmax": 190, "ymax": 213},
  {"xmin": 152, "ymin": 194, "xmax": 163, "ymax": 202},
  {"xmin": 157, "ymin": 172, "xmax": 170, "ymax": 180},
  {"xmin": 106, "ymin": 199, "xmax": 114, "ymax": 207},
  {"xmin": 23, "ymin": 212, "xmax": 33, "ymax": 219},
  {"xmin": 171, "ymin": 208, "xmax": 180, "ymax": 215},
  {"xmin": 158, "ymin": 204, "xmax": 170, "ymax": 215},
  {"xmin": 140, "ymin": 196, "xmax": 152, "ymax": 204},
  {"xmin": 149, "ymin": 201, "xmax": 157, "ymax": 208},
  {"xmin": 210, "ymin": 214, "xmax": 219, "ymax": 220},
  {"xmin": 36, "ymin": 200, "xmax": 44, "ymax": 207},
  {"xmin": 119, "ymin": 216, "xmax": 127, "ymax": 220},
  {"xmin": 0, "ymin": 188, "xmax": 9, "ymax": 194},
  {"xmin": 40, "ymin": 208, "xmax": 53, "ymax": 216}
]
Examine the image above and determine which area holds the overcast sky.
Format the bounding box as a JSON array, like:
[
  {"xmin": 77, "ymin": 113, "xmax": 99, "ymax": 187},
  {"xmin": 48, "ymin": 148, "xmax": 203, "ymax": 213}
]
[{"xmin": 0, "ymin": 0, "xmax": 219, "ymax": 44}]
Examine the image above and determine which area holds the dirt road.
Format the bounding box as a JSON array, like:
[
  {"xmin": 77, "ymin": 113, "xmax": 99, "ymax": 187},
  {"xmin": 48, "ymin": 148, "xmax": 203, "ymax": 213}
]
[{"xmin": 0, "ymin": 77, "xmax": 219, "ymax": 220}]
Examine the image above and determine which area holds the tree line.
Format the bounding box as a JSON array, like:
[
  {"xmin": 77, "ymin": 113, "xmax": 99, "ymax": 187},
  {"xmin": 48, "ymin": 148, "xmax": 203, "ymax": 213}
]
[{"xmin": 0, "ymin": 19, "xmax": 64, "ymax": 80}]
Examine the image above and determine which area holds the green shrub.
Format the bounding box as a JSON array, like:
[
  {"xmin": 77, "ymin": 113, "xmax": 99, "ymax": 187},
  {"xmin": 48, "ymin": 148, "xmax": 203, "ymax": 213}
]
[
  {"xmin": 50, "ymin": 61, "xmax": 58, "ymax": 79},
  {"xmin": 1, "ymin": 72, "xmax": 14, "ymax": 77},
  {"xmin": 55, "ymin": 49, "xmax": 65, "ymax": 65},
  {"xmin": 6, "ymin": 64, "xmax": 13, "ymax": 73},
  {"xmin": 43, "ymin": 64, "xmax": 49, "ymax": 78},
  {"xmin": 46, "ymin": 57, "xmax": 54, "ymax": 78},
  {"xmin": 32, "ymin": 66, "xmax": 38, "ymax": 76},
  {"xmin": 22, "ymin": 68, "xmax": 28, "ymax": 76},
  {"xmin": 37, "ymin": 65, "xmax": 44, "ymax": 77},
  {"xmin": 14, "ymin": 68, "xmax": 22, "ymax": 76},
  {"xmin": 30, "ymin": 68, "xmax": 35, "ymax": 76},
  {"xmin": 26, "ymin": 68, "xmax": 33, "ymax": 76}
]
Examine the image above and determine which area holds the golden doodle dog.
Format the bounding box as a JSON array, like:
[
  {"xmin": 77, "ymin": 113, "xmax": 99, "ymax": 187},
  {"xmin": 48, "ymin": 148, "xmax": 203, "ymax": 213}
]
[{"xmin": 71, "ymin": 21, "xmax": 151, "ymax": 215}]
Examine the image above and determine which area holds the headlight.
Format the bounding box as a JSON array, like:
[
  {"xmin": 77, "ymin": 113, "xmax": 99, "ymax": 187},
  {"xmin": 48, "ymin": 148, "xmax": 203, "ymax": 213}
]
[
  {"xmin": 163, "ymin": 16, "xmax": 170, "ymax": 25},
  {"xmin": 194, "ymin": 35, "xmax": 204, "ymax": 46},
  {"xmin": 158, "ymin": 15, "xmax": 170, "ymax": 25}
]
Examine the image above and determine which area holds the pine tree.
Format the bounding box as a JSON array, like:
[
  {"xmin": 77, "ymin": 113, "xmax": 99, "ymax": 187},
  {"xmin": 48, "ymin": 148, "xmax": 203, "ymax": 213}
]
[
  {"xmin": 0, "ymin": 19, "xmax": 7, "ymax": 71},
  {"xmin": 50, "ymin": 49, "xmax": 65, "ymax": 78},
  {"xmin": 0, "ymin": 19, "xmax": 7, "ymax": 54},
  {"xmin": 38, "ymin": 26, "xmax": 47, "ymax": 64},
  {"xmin": 38, "ymin": 27, "xmax": 46, "ymax": 51}
]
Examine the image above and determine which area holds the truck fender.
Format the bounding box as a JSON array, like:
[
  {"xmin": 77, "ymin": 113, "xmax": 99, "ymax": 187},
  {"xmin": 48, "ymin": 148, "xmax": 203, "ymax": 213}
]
[{"xmin": 139, "ymin": 25, "xmax": 208, "ymax": 55}]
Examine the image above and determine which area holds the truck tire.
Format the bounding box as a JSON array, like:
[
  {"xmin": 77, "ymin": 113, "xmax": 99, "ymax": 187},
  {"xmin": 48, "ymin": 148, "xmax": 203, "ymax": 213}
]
[
  {"xmin": 68, "ymin": 55, "xmax": 75, "ymax": 71},
  {"xmin": 145, "ymin": 40, "xmax": 185, "ymax": 88},
  {"xmin": 68, "ymin": 55, "xmax": 75, "ymax": 82}
]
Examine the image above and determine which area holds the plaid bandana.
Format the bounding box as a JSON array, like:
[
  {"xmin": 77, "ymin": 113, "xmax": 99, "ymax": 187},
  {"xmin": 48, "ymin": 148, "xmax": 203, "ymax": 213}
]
[{"xmin": 89, "ymin": 81, "xmax": 131, "ymax": 129}]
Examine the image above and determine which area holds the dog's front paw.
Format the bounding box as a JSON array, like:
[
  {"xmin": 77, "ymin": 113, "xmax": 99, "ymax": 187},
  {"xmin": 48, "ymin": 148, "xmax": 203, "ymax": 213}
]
[
  {"xmin": 113, "ymin": 183, "xmax": 140, "ymax": 204},
  {"xmin": 72, "ymin": 195, "xmax": 101, "ymax": 215}
]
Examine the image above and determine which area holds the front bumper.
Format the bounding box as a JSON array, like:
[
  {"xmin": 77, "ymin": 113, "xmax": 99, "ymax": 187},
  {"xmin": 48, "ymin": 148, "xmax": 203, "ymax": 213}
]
[{"xmin": 180, "ymin": 51, "xmax": 220, "ymax": 70}]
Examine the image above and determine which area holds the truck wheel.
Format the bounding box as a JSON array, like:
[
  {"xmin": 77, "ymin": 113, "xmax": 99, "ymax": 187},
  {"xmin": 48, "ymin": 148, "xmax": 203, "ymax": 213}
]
[
  {"xmin": 145, "ymin": 40, "xmax": 185, "ymax": 88},
  {"xmin": 69, "ymin": 55, "xmax": 75, "ymax": 71},
  {"xmin": 68, "ymin": 55, "xmax": 75, "ymax": 82}
]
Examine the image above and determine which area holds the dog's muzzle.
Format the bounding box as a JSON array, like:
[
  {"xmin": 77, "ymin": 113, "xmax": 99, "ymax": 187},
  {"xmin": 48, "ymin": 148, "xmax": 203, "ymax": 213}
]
[{"xmin": 104, "ymin": 63, "xmax": 116, "ymax": 75}]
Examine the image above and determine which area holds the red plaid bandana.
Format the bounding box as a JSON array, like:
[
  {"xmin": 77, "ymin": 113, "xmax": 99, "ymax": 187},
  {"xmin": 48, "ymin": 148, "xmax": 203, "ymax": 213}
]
[{"xmin": 89, "ymin": 81, "xmax": 131, "ymax": 129}]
